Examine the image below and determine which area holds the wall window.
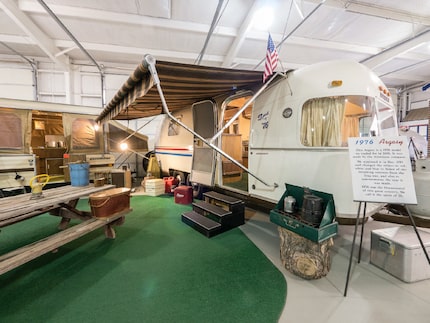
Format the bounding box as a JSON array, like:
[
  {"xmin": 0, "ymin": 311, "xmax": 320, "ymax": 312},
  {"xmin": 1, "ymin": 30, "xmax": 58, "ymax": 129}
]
[{"xmin": 300, "ymin": 96, "xmax": 375, "ymax": 147}]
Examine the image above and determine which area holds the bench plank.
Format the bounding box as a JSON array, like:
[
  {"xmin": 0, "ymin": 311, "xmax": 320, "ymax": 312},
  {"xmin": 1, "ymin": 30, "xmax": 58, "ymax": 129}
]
[{"xmin": 0, "ymin": 208, "xmax": 131, "ymax": 276}]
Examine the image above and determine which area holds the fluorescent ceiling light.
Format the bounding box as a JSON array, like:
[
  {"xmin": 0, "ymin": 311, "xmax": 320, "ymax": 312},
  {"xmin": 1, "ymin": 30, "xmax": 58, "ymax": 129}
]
[{"xmin": 252, "ymin": 6, "xmax": 274, "ymax": 31}]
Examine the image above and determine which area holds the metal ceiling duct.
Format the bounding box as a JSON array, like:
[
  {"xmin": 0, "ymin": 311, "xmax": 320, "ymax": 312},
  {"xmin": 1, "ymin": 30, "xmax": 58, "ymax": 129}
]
[{"xmin": 195, "ymin": 0, "xmax": 226, "ymax": 65}]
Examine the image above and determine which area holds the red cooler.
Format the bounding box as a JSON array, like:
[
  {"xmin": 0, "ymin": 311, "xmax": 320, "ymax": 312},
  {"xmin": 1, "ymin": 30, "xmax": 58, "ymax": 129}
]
[{"xmin": 174, "ymin": 186, "xmax": 193, "ymax": 204}]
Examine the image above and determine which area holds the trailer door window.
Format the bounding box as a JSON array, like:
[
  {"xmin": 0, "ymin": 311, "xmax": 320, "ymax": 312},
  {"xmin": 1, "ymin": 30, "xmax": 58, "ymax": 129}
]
[{"xmin": 300, "ymin": 96, "xmax": 376, "ymax": 147}]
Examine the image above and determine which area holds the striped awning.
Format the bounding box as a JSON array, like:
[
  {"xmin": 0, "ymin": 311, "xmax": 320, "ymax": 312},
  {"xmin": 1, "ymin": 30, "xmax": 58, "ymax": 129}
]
[{"xmin": 96, "ymin": 59, "xmax": 263, "ymax": 123}]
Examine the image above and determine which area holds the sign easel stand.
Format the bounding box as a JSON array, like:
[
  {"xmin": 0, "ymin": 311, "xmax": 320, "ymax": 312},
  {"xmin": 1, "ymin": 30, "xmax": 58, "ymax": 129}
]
[
  {"xmin": 344, "ymin": 136, "xmax": 430, "ymax": 297},
  {"xmin": 343, "ymin": 201, "xmax": 430, "ymax": 297}
]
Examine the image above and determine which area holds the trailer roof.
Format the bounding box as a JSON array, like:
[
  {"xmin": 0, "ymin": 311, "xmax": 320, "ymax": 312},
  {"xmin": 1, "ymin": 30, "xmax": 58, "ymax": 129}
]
[{"xmin": 96, "ymin": 59, "xmax": 263, "ymax": 123}]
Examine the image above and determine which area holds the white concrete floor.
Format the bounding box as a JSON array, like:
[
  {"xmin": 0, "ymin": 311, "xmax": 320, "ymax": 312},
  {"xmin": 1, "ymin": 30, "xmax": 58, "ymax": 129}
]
[{"xmin": 240, "ymin": 209, "xmax": 430, "ymax": 323}]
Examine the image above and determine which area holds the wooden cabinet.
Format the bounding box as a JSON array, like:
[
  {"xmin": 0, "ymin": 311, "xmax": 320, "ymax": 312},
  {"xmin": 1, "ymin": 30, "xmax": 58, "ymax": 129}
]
[
  {"xmin": 33, "ymin": 148, "xmax": 67, "ymax": 175},
  {"xmin": 221, "ymin": 134, "xmax": 242, "ymax": 161},
  {"xmin": 221, "ymin": 134, "xmax": 242, "ymax": 176}
]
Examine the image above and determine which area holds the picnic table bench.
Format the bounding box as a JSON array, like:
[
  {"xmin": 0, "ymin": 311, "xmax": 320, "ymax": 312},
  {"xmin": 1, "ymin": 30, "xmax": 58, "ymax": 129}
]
[{"xmin": 0, "ymin": 184, "xmax": 131, "ymax": 275}]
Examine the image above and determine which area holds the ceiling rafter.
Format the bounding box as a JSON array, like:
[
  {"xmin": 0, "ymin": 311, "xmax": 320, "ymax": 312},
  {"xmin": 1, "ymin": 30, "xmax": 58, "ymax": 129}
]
[
  {"xmin": 0, "ymin": 0, "xmax": 429, "ymax": 90},
  {"xmin": 361, "ymin": 29, "xmax": 430, "ymax": 69},
  {"xmin": 306, "ymin": 0, "xmax": 430, "ymax": 26},
  {"xmin": 14, "ymin": 0, "xmax": 386, "ymax": 62},
  {"xmin": 17, "ymin": 0, "xmax": 232, "ymax": 35},
  {"xmin": 0, "ymin": 0, "xmax": 69, "ymax": 70},
  {"xmin": 222, "ymin": 0, "xmax": 260, "ymax": 67}
]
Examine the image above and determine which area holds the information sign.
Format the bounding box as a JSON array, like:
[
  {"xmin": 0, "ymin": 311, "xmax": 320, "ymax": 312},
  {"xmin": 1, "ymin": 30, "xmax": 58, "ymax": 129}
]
[{"xmin": 348, "ymin": 136, "xmax": 417, "ymax": 204}]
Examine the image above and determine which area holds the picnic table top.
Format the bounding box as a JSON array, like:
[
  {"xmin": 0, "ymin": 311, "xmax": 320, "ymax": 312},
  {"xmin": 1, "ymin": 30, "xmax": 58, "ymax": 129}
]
[{"xmin": 0, "ymin": 184, "xmax": 115, "ymax": 224}]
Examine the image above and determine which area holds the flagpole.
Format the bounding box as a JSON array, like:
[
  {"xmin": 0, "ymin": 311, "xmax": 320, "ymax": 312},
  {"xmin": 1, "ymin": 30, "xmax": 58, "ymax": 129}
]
[{"xmin": 263, "ymin": 33, "xmax": 279, "ymax": 83}]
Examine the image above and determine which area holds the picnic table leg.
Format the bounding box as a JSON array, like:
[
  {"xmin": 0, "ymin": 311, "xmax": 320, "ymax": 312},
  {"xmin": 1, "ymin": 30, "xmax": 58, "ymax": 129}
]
[
  {"xmin": 114, "ymin": 216, "xmax": 126, "ymax": 226},
  {"xmin": 103, "ymin": 216, "xmax": 126, "ymax": 239},
  {"xmin": 104, "ymin": 224, "xmax": 116, "ymax": 239},
  {"xmin": 58, "ymin": 217, "xmax": 71, "ymax": 230},
  {"xmin": 51, "ymin": 199, "xmax": 92, "ymax": 229}
]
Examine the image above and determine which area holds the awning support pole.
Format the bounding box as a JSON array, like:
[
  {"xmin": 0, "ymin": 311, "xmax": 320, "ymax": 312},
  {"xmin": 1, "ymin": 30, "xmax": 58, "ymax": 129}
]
[{"xmin": 144, "ymin": 54, "xmax": 278, "ymax": 189}]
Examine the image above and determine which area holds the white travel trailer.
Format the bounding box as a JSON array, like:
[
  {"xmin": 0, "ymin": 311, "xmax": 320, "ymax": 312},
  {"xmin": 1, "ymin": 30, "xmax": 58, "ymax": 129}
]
[
  {"xmin": 248, "ymin": 60, "xmax": 398, "ymax": 220},
  {"xmin": 97, "ymin": 56, "xmax": 399, "ymax": 220}
]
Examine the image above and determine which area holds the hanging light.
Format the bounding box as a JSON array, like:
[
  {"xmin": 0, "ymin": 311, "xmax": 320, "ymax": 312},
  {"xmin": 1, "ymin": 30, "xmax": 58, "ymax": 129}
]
[
  {"xmin": 120, "ymin": 142, "xmax": 128, "ymax": 150},
  {"xmin": 252, "ymin": 5, "xmax": 274, "ymax": 30}
]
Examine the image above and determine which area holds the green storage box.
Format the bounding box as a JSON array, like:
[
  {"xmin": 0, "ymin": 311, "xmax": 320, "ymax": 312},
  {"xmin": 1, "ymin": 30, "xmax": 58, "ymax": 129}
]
[{"xmin": 270, "ymin": 184, "xmax": 338, "ymax": 243}]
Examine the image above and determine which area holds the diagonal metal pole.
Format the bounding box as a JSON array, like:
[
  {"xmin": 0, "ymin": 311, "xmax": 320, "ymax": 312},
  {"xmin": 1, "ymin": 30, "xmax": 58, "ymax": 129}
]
[{"xmin": 144, "ymin": 54, "xmax": 278, "ymax": 189}]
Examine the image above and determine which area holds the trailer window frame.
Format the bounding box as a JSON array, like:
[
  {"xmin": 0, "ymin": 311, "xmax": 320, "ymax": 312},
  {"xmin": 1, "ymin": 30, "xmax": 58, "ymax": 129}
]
[{"xmin": 300, "ymin": 95, "xmax": 377, "ymax": 147}]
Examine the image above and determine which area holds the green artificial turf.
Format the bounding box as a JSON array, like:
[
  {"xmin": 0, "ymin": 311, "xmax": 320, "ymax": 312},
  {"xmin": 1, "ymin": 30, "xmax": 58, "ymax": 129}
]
[{"xmin": 0, "ymin": 194, "xmax": 286, "ymax": 323}]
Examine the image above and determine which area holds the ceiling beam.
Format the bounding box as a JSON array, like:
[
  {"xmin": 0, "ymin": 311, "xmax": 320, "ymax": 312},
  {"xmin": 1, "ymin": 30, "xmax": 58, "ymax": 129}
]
[
  {"xmin": 0, "ymin": 0, "xmax": 69, "ymax": 70},
  {"xmin": 18, "ymin": 0, "xmax": 415, "ymax": 67},
  {"xmin": 222, "ymin": 0, "xmax": 260, "ymax": 67},
  {"xmin": 0, "ymin": 34, "xmax": 33, "ymax": 44},
  {"xmin": 18, "ymin": 0, "xmax": 235, "ymax": 36},
  {"xmin": 54, "ymin": 39, "xmax": 227, "ymax": 63},
  {"xmin": 305, "ymin": 0, "xmax": 430, "ymax": 26},
  {"xmin": 361, "ymin": 29, "xmax": 430, "ymax": 69},
  {"xmin": 3, "ymin": 0, "xmax": 428, "ymax": 88},
  {"xmin": 43, "ymin": 37, "xmax": 430, "ymax": 69}
]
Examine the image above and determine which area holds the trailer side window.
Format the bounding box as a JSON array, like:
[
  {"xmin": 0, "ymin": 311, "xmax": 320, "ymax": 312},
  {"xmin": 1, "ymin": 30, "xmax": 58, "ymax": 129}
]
[
  {"xmin": 0, "ymin": 108, "xmax": 31, "ymax": 153},
  {"xmin": 71, "ymin": 118, "xmax": 100, "ymax": 150},
  {"xmin": 300, "ymin": 97, "xmax": 345, "ymax": 146},
  {"xmin": 0, "ymin": 112, "xmax": 23, "ymax": 149},
  {"xmin": 300, "ymin": 96, "xmax": 375, "ymax": 147},
  {"xmin": 62, "ymin": 113, "xmax": 102, "ymax": 152}
]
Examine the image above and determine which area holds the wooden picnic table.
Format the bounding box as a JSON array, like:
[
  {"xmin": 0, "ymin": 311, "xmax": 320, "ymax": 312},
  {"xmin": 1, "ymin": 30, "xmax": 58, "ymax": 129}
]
[
  {"xmin": 0, "ymin": 184, "xmax": 114, "ymax": 228},
  {"xmin": 0, "ymin": 184, "xmax": 132, "ymax": 275}
]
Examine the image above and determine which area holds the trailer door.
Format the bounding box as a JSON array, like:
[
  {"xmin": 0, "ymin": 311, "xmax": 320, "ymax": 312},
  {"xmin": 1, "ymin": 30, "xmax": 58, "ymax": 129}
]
[{"xmin": 189, "ymin": 100, "xmax": 217, "ymax": 186}]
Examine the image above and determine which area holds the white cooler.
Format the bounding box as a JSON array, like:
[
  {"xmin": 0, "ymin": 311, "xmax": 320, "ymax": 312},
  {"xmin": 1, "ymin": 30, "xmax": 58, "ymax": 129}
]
[
  {"xmin": 145, "ymin": 178, "xmax": 165, "ymax": 196},
  {"xmin": 370, "ymin": 226, "xmax": 430, "ymax": 283}
]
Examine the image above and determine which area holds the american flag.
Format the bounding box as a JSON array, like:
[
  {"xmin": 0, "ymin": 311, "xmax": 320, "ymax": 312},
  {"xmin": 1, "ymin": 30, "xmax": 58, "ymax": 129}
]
[{"xmin": 263, "ymin": 34, "xmax": 279, "ymax": 83}]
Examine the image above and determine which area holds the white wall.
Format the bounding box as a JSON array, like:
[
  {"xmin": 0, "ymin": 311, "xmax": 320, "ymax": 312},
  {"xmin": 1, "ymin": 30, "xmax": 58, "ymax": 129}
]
[
  {"xmin": 0, "ymin": 67, "xmax": 34, "ymax": 100},
  {"xmin": 0, "ymin": 61, "xmax": 132, "ymax": 108}
]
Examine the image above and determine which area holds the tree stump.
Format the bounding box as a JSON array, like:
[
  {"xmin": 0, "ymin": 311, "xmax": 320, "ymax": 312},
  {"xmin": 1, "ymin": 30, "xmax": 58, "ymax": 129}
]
[{"xmin": 278, "ymin": 227, "xmax": 334, "ymax": 279}]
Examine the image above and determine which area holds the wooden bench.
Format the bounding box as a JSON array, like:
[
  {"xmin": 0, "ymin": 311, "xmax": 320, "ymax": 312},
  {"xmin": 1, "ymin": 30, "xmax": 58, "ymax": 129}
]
[{"xmin": 0, "ymin": 208, "xmax": 131, "ymax": 275}]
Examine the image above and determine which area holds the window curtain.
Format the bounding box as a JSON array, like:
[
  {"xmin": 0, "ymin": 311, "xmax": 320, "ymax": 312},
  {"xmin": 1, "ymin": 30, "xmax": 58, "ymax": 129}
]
[
  {"xmin": 62, "ymin": 113, "xmax": 103, "ymax": 153},
  {"xmin": 0, "ymin": 108, "xmax": 32, "ymax": 153},
  {"xmin": 341, "ymin": 117, "xmax": 359, "ymax": 144},
  {"xmin": 300, "ymin": 97, "xmax": 346, "ymax": 147}
]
